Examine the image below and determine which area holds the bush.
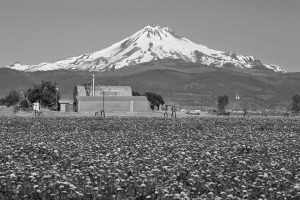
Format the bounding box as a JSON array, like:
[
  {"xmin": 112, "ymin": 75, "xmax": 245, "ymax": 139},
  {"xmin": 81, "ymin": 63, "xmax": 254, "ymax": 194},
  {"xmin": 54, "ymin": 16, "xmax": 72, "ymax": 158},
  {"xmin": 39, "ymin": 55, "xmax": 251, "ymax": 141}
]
[
  {"xmin": 0, "ymin": 90, "xmax": 20, "ymax": 107},
  {"xmin": 20, "ymin": 99, "xmax": 30, "ymax": 110},
  {"xmin": 218, "ymin": 95, "xmax": 229, "ymax": 112},
  {"xmin": 13, "ymin": 105, "xmax": 20, "ymax": 113},
  {"xmin": 0, "ymin": 97, "xmax": 6, "ymax": 105},
  {"xmin": 132, "ymin": 91, "xmax": 165, "ymax": 110},
  {"xmin": 132, "ymin": 91, "xmax": 142, "ymax": 96},
  {"xmin": 7, "ymin": 91, "xmax": 20, "ymax": 107},
  {"xmin": 217, "ymin": 111, "xmax": 230, "ymax": 116},
  {"xmin": 291, "ymin": 94, "xmax": 300, "ymax": 113},
  {"xmin": 145, "ymin": 92, "xmax": 165, "ymax": 110}
]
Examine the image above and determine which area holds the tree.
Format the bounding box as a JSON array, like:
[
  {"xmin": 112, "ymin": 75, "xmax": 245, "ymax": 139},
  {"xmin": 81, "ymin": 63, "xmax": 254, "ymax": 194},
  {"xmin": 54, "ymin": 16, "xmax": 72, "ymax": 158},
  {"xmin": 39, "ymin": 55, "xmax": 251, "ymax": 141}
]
[
  {"xmin": 1, "ymin": 90, "xmax": 20, "ymax": 107},
  {"xmin": 218, "ymin": 95, "xmax": 229, "ymax": 113},
  {"xmin": 27, "ymin": 81, "xmax": 60, "ymax": 108},
  {"xmin": 291, "ymin": 94, "xmax": 300, "ymax": 113},
  {"xmin": 20, "ymin": 99, "xmax": 29, "ymax": 110},
  {"xmin": 144, "ymin": 92, "xmax": 165, "ymax": 110},
  {"xmin": 0, "ymin": 97, "xmax": 6, "ymax": 106},
  {"xmin": 132, "ymin": 91, "xmax": 142, "ymax": 96}
]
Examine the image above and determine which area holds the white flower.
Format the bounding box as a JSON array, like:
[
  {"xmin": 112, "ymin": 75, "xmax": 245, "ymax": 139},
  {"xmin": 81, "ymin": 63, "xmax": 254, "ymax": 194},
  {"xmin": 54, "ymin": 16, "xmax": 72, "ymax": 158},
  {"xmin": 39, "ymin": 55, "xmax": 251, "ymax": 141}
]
[
  {"xmin": 89, "ymin": 166, "xmax": 95, "ymax": 170},
  {"xmin": 140, "ymin": 183, "xmax": 146, "ymax": 188},
  {"xmin": 10, "ymin": 173, "xmax": 16, "ymax": 179},
  {"xmin": 174, "ymin": 194, "xmax": 180, "ymax": 199},
  {"xmin": 180, "ymin": 191, "xmax": 186, "ymax": 197}
]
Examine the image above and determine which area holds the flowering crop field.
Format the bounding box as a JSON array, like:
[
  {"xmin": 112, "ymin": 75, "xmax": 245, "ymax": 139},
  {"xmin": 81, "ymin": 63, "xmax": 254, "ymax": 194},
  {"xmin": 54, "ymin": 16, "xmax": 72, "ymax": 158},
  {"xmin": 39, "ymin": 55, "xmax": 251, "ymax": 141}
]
[{"xmin": 0, "ymin": 116, "xmax": 300, "ymax": 200}]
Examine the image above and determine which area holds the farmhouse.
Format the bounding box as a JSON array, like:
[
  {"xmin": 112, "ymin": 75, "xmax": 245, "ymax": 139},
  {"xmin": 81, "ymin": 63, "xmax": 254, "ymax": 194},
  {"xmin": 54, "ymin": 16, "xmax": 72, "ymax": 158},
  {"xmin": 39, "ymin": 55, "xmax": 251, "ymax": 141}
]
[{"xmin": 73, "ymin": 77, "xmax": 149, "ymax": 113}]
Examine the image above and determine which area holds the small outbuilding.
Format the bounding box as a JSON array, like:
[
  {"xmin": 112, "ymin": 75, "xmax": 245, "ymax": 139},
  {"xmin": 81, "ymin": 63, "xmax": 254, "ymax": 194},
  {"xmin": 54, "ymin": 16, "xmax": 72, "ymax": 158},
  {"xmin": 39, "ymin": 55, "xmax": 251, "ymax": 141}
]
[{"xmin": 59, "ymin": 100, "xmax": 74, "ymax": 112}]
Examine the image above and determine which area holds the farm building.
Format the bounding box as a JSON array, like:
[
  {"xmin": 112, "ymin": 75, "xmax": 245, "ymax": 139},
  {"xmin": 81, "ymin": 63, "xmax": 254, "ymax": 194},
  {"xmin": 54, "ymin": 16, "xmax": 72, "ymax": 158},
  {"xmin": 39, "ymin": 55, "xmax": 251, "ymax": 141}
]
[
  {"xmin": 73, "ymin": 78, "xmax": 149, "ymax": 112},
  {"xmin": 58, "ymin": 100, "xmax": 73, "ymax": 112},
  {"xmin": 75, "ymin": 96, "xmax": 149, "ymax": 112}
]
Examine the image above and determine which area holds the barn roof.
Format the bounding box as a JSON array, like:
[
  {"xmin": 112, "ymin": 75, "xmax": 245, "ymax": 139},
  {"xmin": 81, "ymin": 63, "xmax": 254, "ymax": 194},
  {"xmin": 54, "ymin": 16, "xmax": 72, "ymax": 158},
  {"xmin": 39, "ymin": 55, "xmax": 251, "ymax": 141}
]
[
  {"xmin": 74, "ymin": 85, "xmax": 132, "ymax": 96},
  {"xmin": 59, "ymin": 100, "xmax": 73, "ymax": 104},
  {"xmin": 75, "ymin": 96, "xmax": 148, "ymax": 102},
  {"xmin": 74, "ymin": 85, "xmax": 87, "ymax": 96}
]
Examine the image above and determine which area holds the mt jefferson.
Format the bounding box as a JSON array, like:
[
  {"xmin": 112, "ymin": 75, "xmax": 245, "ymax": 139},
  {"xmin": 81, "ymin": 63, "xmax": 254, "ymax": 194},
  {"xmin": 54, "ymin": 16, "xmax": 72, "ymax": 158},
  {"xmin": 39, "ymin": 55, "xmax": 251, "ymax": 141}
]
[{"xmin": 2, "ymin": 24, "xmax": 285, "ymax": 72}]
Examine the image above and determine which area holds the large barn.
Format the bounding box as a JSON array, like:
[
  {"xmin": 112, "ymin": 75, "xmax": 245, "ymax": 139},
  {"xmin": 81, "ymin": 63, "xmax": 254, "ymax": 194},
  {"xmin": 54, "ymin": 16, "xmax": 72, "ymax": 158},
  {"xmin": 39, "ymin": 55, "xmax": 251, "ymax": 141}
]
[{"xmin": 73, "ymin": 79, "xmax": 149, "ymax": 112}]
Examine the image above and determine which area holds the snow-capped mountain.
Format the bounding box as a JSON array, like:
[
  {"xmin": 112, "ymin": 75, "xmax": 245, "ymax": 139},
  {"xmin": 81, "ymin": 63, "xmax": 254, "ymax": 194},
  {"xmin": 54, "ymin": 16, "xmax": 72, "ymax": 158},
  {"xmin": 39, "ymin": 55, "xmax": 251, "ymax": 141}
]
[{"xmin": 2, "ymin": 24, "xmax": 285, "ymax": 72}]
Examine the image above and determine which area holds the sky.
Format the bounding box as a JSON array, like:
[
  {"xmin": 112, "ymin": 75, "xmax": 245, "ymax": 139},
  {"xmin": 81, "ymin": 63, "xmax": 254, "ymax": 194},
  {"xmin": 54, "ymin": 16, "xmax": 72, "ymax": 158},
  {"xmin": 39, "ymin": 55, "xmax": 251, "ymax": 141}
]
[{"xmin": 0, "ymin": 0, "xmax": 299, "ymax": 72}]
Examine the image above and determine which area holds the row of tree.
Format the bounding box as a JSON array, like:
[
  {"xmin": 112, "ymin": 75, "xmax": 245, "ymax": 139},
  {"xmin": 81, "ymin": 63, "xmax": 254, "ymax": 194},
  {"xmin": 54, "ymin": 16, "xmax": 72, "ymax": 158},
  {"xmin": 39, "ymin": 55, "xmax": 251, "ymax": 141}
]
[
  {"xmin": 0, "ymin": 82, "xmax": 165, "ymax": 111},
  {"xmin": 217, "ymin": 94, "xmax": 300, "ymax": 114},
  {"xmin": 1, "ymin": 82, "xmax": 300, "ymax": 114},
  {"xmin": 0, "ymin": 81, "xmax": 60, "ymax": 110},
  {"xmin": 27, "ymin": 81, "xmax": 60, "ymax": 107},
  {"xmin": 0, "ymin": 90, "xmax": 20, "ymax": 107}
]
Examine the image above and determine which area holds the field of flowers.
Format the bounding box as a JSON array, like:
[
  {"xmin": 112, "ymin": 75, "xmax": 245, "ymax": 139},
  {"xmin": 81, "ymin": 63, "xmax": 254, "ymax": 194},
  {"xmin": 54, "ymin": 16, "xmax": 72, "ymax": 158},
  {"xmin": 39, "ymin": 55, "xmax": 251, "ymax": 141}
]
[{"xmin": 0, "ymin": 116, "xmax": 300, "ymax": 200}]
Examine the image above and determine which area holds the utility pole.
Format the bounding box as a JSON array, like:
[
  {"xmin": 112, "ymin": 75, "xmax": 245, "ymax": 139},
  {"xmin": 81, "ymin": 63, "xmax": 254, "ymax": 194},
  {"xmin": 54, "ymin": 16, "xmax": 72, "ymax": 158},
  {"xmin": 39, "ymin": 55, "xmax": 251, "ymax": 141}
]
[
  {"xmin": 92, "ymin": 74, "xmax": 95, "ymax": 96},
  {"xmin": 55, "ymin": 87, "xmax": 59, "ymax": 111},
  {"xmin": 200, "ymin": 96, "xmax": 203, "ymax": 111},
  {"xmin": 173, "ymin": 87, "xmax": 176, "ymax": 110},
  {"xmin": 94, "ymin": 76, "xmax": 105, "ymax": 116},
  {"xmin": 103, "ymin": 89, "xmax": 105, "ymax": 112}
]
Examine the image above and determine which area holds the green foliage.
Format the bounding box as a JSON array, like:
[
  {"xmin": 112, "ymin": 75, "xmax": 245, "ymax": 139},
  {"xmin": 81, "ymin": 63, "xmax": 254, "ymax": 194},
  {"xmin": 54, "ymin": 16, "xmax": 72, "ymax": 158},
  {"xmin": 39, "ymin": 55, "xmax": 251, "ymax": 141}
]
[
  {"xmin": 19, "ymin": 99, "xmax": 29, "ymax": 110},
  {"xmin": 218, "ymin": 95, "xmax": 229, "ymax": 112},
  {"xmin": 132, "ymin": 91, "xmax": 142, "ymax": 96},
  {"xmin": 0, "ymin": 90, "xmax": 20, "ymax": 107},
  {"xmin": 1, "ymin": 117, "xmax": 300, "ymax": 198},
  {"xmin": 291, "ymin": 94, "xmax": 300, "ymax": 113},
  {"xmin": 132, "ymin": 91, "xmax": 165, "ymax": 110},
  {"xmin": 6, "ymin": 90, "xmax": 20, "ymax": 107},
  {"xmin": 144, "ymin": 92, "xmax": 165, "ymax": 110},
  {"xmin": 27, "ymin": 81, "xmax": 60, "ymax": 108},
  {"xmin": 13, "ymin": 105, "xmax": 20, "ymax": 113},
  {"xmin": 0, "ymin": 97, "xmax": 6, "ymax": 105}
]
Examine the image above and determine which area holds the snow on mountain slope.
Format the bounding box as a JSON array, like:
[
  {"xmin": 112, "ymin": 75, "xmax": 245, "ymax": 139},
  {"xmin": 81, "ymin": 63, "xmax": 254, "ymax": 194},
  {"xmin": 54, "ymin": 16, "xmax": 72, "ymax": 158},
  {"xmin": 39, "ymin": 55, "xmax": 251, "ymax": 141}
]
[{"xmin": 1, "ymin": 24, "xmax": 286, "ymax": 72}]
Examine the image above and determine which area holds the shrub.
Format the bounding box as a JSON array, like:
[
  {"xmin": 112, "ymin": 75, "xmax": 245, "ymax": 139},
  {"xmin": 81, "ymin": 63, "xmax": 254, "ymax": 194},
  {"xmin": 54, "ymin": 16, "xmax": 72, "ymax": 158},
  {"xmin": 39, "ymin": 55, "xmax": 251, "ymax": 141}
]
[
  {"xmin": 20, "ymin": 99, "xmax": 30, "ymax": 110},
  {"xmin": 291, "ymin": 94, "xmax": 300, "ymax": 113},
  {"xmin": 218, "ymin": 95, "xmax": 229, "ymax": 112},
  {"xmin": 0, "ymin": 90, "xmax": 20, "ymax": 107},
  {"xmin": 145, "ymin": 92, "xmax": 165, "ymax": 110}
]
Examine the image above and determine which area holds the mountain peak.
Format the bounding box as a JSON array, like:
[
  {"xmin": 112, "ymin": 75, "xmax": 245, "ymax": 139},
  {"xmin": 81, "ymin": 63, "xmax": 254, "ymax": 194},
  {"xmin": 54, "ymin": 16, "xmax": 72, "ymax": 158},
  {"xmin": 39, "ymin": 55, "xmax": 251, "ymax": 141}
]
[
  {"xmin": 2, "ymin": 25, "xmax": 286, "ymax": 72},
  {"xmin": 138, "ymin": 24, "xmax": 183, "ymax": 42},
  {"xmin": 11, "ymin": 62, "xmax": 21, "ymax": 66},
  {"xmin": 149, "ymin": 22, "xmax": 158, "ymax": 27}
]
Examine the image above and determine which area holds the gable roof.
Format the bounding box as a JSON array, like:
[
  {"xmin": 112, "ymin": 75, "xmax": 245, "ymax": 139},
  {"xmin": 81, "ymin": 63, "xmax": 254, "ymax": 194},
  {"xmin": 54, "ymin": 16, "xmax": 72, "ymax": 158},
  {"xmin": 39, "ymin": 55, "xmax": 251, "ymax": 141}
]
[
  {"xmin": 59, "ymin": 100, "xmax": 73, "ymax": 104},
  {"xmin": 75, "ymin": 96, "xmax": 148, "ymax": 102},
  {"xmin": 74, "ymin": 85, "xmax": 132, "ymax": 97}
]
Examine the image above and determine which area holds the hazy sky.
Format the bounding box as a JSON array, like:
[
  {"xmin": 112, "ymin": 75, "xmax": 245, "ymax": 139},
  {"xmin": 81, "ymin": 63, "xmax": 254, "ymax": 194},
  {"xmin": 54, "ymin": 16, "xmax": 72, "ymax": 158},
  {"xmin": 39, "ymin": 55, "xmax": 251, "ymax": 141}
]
[{"xmin": 0, "ymin": 0, "xmax": 299, "ymax": 72}]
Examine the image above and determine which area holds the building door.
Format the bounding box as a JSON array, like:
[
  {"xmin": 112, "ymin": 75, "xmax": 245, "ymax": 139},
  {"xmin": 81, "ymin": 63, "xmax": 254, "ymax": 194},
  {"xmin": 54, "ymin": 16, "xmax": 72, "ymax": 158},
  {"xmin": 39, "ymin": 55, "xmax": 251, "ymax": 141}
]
[{"xmin": 130, "ymin": 101, "xmax": 133, "ymax": 112}]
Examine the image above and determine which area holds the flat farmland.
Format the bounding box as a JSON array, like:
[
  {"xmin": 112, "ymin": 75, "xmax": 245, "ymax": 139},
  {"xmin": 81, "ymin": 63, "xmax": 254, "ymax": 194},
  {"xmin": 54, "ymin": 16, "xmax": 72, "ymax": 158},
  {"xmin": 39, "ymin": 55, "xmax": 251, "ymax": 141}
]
[{"xmin": 0, "ymin": 116, "xmax": 300, "ymax": 200}]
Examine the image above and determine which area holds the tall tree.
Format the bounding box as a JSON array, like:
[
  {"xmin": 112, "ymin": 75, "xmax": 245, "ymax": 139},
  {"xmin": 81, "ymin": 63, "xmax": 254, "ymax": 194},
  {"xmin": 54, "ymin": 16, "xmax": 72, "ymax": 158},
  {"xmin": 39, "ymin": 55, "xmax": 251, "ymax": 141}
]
[
  {"xmin": 218, "ymin": 95, "xmax": 229, "ymax": 112},
  {"xmin": 0, "ymin": 90, "xmax": 20, "ymax": 107},
  {"xmin": 144, "ymin": 92, "xmax": 165, "ymax": 110},
  {"xmin": 27, "ymin": 81, "xmax": 60, "ymax": 107},
  {"xmin": 291, "ymin": 94, "xmax": 300, "ymax": 113}
]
